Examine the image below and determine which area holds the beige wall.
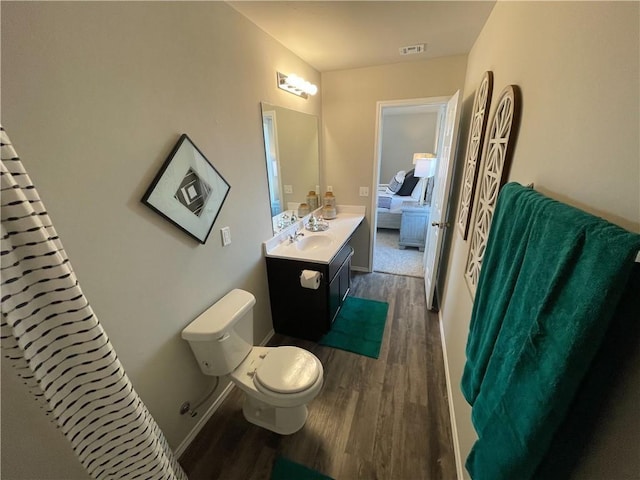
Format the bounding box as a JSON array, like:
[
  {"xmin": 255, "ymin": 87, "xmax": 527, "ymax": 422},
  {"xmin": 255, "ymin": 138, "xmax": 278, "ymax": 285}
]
[
  {"xmin": 440, "ymin": 2, "xmax": 639, "ymax": 478},
  {"xmin": 380, "ymin": 111, "xmax": 439, "ymax": 183},
  {"xmin": 322, "ymin": 56, "xmax": 468, "ymax": 268},
  {"xmin": 1, "ymin": 2, "xmax": 321, "ymax": 478}
]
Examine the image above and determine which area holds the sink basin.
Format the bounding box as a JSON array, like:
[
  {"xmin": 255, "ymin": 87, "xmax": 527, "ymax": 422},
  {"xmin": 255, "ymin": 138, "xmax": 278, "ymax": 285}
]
[
  {"xmin": 264, "ymin": 209, "xmax": 365, "ymax": 263},
  {"xmin": 295, "ymin": 235, "xmax": 333, "ymax": 251}
]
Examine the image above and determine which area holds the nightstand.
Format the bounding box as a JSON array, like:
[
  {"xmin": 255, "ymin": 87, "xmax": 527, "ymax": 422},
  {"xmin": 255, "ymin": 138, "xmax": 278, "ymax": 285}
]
[{"xmin": 399, "ymin": 201, "xmax": 430, "ymax": 251}]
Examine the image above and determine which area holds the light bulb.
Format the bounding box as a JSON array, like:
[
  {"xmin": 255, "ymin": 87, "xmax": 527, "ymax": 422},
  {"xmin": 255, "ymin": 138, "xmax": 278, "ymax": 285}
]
[{"xmin": 288, "ymin": 74, "xmax": 303, "ymax": 89}]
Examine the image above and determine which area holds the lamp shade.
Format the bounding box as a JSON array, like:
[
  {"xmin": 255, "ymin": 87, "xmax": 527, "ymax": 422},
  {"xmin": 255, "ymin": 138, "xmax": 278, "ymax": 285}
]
[
  {"xmin": 414, "ymin": 159, "xmax": 431, "ymax": 178},
  {"xmin": 413, "ymin": 153, "xmax": 436, "ymax": 178}
]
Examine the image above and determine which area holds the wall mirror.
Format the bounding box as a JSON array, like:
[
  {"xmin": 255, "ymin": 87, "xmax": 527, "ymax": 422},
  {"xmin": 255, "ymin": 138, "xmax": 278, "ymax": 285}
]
[{"xmin": 260, "ymin": 102, "xmax": 320, "ymax": 234}]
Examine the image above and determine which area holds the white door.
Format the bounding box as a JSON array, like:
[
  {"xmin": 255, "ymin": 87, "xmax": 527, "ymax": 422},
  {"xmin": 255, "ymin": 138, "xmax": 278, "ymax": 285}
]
[{"xmin": 424, "ymin": 90, "xmax": 461, "ymax": 309}]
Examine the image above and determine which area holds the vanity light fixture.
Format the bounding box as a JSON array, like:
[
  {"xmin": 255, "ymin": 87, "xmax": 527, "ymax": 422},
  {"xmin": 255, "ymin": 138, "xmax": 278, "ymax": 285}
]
[{"xmin": 277, "ymin": 72, "xmax": 318, "ymax": 99}]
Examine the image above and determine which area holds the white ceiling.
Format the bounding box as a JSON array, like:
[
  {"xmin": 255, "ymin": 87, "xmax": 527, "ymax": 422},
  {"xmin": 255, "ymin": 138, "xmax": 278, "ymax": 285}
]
[{"xmin": 228, "ymin": 1, "xmax": 496, "ymax": 72}]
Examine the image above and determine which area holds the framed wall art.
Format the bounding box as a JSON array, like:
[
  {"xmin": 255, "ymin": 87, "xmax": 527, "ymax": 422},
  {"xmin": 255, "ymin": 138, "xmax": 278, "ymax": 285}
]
[{"xmin": 142, "ymin": 134, "xmax": 230, "ymax": 244}]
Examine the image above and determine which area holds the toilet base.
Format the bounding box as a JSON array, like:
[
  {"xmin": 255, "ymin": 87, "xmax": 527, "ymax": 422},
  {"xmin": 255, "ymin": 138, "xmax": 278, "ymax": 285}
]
[{"xmin": 242, "ymin": 395, "xmax": 308, "ymax": 435}]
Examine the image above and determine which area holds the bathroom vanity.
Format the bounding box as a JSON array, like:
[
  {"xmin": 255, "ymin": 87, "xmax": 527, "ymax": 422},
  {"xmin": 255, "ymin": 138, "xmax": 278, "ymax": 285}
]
[{"xmin": 263, "ymin": 207, "xmax": 365, "ymax": 341}]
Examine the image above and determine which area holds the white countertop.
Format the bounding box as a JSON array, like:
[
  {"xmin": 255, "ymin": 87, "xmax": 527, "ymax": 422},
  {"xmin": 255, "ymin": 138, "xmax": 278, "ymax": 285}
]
[{"xmin": 263, "ymin": 206, "xmax": 365, "ymax": 264}]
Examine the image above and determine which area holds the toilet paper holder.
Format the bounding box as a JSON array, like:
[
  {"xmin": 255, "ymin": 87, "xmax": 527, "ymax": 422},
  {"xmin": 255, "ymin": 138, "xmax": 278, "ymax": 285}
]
[
  {"xmin": 299, "ymin": 270, "xmax": 323, "ymax": 280},
  {"xmin": 299, "ymin": 269, "xmax": 323, "ymax": 290}
]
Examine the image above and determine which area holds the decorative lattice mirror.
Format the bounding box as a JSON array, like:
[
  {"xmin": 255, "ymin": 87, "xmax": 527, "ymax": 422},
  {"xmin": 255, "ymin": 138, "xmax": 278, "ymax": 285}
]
[
  {"xmin": 457, "ymin": 71, "xmax": 493, "ymax": 240},
  {"xmin": 464, "ymin": 85, "xmax": 521, "ymax": 297}
]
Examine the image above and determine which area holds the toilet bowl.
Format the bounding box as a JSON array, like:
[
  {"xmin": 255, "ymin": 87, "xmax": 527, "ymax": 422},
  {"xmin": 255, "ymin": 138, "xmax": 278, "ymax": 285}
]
[
  {"xmin": 231, "ymin": 346, "xmax": 323, "ymax": 434},
  {"xmin": 181, "ymin": 289, "xmax": 324, "ymax": 435}
]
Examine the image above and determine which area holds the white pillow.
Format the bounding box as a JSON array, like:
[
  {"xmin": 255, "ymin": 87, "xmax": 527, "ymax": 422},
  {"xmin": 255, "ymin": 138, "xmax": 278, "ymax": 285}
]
[
  {"xmin": 410, "ymin": 180, "xmax": 423, "ymax": 200},
  {"xmin": 386, "ymin": 170, "xmax": 406, "ymax": 194},
  {"xmin": 410, "ymin": 176, "xmax": 435, "ymax": 202}
]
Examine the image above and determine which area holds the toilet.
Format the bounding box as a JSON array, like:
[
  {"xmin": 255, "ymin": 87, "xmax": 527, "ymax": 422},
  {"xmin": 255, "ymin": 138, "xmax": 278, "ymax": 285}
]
[{"xmin": 181, "ymin": 289, "xmax": 323, "ymax": 435}]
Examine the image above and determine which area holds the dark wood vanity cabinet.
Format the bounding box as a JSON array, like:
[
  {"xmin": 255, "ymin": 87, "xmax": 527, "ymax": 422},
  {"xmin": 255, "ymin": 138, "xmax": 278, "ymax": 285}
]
[{"xmin": 266, "ymin": 242, "xmax": 353, "ymax": 341}]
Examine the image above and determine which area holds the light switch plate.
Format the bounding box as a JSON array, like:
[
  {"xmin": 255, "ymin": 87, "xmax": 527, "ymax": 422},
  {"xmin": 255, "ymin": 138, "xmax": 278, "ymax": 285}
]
[
  {"xmin": 359, "ymin": 186, "xmax": 369, "ymax": 197},
  {"xmin": 221, "ymin": 226, "xmax": 231, "ymax": 246}
]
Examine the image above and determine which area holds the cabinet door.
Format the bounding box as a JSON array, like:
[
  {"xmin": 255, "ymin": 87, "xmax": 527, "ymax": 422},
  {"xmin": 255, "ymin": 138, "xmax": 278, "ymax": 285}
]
[
  {"xmin": 266, "ymin": 256, "xmax": 330, "ymax": 341},
  {"xmin": 338, "ymin": 255, "xmax": 351, "ymax": 302},
  {"xmin": 329, "ymin": 274, "xmax": 341, "ymax": 323},
  {"xmin": 329, "ymin": 254, "xmax": 352, "ymax": 324}
]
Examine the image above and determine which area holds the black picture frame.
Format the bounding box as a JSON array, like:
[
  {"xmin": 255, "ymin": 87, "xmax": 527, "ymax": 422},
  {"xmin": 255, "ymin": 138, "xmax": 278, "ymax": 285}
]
[{"xmin": 142, "ymin": 134, "xmax": 230, "ymax": 244}]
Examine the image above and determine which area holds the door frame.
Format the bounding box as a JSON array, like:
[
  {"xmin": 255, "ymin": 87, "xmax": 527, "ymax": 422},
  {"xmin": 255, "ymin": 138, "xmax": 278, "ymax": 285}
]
[{"xmin": 368, "ymin": 96, "xmax": 450, "ymax": 273}]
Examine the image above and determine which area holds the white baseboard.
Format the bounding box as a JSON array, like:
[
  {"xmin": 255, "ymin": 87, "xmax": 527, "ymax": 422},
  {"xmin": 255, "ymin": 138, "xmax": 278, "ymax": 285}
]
[
  {"xmin": 438, "ymin": 309, "xmax": 464, "ymax": 480},
  {"xmin": 174, "ymin": 380, "xmax": 234, "ymax": 458},
  {"xmin": 174, "ymin": 328, "xmax": 275, "ymax": 457},
  {"xmin": 351, "ymin": 265, "xmax": 369, "ymax": 273}
]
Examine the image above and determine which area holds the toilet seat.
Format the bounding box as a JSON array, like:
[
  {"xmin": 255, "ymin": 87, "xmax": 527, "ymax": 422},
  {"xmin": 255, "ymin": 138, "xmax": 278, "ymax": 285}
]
[{"xmin": 254, "ymin": 346, "xmax": 320, "ymax": 394}]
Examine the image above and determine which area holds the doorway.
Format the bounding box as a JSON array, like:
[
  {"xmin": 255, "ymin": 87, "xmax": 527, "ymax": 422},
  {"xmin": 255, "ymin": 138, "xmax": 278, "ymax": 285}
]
[{"xmin": 370, "ymin": 97, "xmax": 448, "ymax": 277}]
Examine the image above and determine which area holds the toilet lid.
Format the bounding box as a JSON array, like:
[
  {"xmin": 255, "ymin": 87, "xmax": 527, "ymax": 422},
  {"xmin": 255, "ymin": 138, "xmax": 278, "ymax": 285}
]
[{"xmin": 255, "ymin": 347, "xmax": 320, "ymax": 394}]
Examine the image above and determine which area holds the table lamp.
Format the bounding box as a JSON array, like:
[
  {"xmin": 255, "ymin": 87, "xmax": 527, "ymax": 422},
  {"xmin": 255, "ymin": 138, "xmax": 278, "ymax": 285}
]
[{"xmin": 413, "ymin": 153, "xmax": 436, "ymax": 206}]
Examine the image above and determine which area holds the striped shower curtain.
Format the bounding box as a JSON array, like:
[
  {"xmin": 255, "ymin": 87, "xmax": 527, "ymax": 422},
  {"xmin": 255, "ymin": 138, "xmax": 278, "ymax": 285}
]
[{"xmin": 1, "ymin": 127, "xmax": 187, "ymax": 480}]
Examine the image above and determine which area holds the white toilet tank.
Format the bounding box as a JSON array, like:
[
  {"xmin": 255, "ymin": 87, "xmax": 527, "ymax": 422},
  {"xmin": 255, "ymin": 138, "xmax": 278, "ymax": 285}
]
[{"xmin": 181, "ymin": 289, "xmax": 256, "ymax": 376}]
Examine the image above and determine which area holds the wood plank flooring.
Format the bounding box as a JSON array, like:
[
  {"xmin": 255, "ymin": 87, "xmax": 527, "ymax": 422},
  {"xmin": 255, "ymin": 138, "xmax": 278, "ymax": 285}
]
[{"xmin": 179, "ymin": 272, "xmax": 456, "ymax": 479}]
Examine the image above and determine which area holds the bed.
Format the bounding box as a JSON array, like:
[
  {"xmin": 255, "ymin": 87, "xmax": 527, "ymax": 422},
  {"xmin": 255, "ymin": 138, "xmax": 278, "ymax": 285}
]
[
  {"xmin": 376, "ymin": 173, "xmax": 434, "ymax": 229},
  {"xmin": 376, "ymin": 187, "xmax": 411, "ymax": 229}
]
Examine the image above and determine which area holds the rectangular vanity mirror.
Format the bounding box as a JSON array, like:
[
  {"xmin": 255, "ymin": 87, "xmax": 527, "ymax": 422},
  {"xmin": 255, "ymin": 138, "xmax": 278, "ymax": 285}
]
[{"xmin": 260, "ymin": 102, "xmax": 320, "ymax": 234}]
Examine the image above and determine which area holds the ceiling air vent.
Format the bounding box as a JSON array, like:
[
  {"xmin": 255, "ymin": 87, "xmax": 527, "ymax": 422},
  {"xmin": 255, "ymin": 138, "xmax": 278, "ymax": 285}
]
[{"xmin": 399, "ymin": 44, "xmax": 426, "ymax": 56}]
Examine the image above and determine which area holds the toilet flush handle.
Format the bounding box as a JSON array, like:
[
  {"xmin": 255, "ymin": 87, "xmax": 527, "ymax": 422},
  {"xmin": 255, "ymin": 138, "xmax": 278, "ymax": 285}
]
[{"xmin": 218, "ymin": 333, "xmax": 230, "ymax": 342}]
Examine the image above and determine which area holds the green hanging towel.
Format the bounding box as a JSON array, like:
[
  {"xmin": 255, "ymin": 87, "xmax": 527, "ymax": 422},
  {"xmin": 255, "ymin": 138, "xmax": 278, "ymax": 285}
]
[{"xmin": 461, "ymin": 182, "xmax": 640, "ymax": 480}]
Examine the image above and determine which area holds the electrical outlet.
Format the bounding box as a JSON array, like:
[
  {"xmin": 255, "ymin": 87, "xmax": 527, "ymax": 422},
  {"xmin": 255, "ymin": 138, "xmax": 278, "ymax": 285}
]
[
  {"xmin": 359, "ymin": 186, "xmax": 369, "ymax": 197},
  {"xmin": 284, "ymin": 185, "xmax": 293, "ymax": 194},
  {"xmin": 221, "ymin": 226, "xmax": 231, "ymax": 246},
  {"xmin": 326, "ymin": 185, "xmax": 333, "ymax": 192}
]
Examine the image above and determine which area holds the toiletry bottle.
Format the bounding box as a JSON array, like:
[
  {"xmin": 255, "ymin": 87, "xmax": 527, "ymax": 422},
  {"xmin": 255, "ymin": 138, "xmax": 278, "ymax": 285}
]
[
  {"xmin": 306, "ymin": 191, "xmax": 318, "ymax": 210},
  {"xmin": 322, "ymin": 192, "xmax": 336, "ymax": 219},
  {"xmin": 298, "ymin": 203, "xmax": 310, "ymax": 216}
]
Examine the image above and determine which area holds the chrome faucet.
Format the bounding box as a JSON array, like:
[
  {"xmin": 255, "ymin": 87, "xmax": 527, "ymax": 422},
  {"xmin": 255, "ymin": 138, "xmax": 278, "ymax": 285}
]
[{"xmin": 288, "ymin": 229, "xmax": 305, "ymax": 243}]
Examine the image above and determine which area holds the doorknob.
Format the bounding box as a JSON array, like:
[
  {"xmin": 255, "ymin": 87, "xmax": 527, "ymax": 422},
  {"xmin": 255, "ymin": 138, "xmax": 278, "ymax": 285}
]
[{"xmin": 431, "ymin": 221, "xmax": 450, "ymax": 228}]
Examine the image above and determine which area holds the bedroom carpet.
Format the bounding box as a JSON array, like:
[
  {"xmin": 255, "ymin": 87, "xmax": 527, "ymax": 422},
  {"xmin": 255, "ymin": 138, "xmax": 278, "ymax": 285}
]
[{"xmin": 374, "ymin": 229, "xmax": 424, "ymax": 278}]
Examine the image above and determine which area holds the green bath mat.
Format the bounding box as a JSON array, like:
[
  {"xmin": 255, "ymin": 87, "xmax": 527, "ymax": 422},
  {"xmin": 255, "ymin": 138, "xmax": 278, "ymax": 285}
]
[
  {"xmin": 319, "ymin": 296, "xmax": 389, "ymax": 359},
  {"xmin": 270, "ymin": 456, "xmax": 333, "ymax": 480}
]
